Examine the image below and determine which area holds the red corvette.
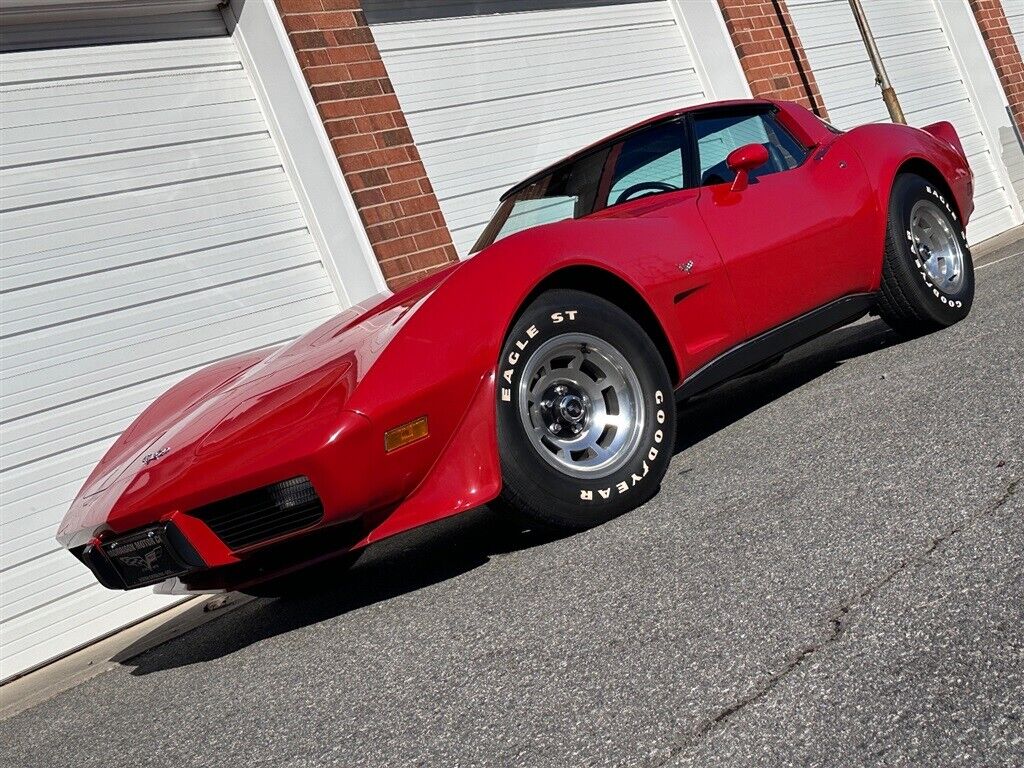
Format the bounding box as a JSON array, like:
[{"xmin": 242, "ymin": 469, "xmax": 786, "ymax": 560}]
[{"xmin": 58, "ymin": 99, "xmax": 975, "ymax": 594}]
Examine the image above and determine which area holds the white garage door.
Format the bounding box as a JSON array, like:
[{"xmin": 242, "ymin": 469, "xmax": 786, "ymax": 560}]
[
  {"xmin": 0, "ymin": 11, "xmax": 344, "ymax": 679},
  {"xmin": 788, "ymin": 0, "xmax": 1020, "ymax": 244},
  {"xmin": 366, "ymin": 0, "xmax": 709, "ymax": 255}
]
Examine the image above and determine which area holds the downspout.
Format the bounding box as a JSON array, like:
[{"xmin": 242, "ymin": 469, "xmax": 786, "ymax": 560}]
[{"xmin": 848, "ymin": 0, "xmax": 906, "ymax": 124}]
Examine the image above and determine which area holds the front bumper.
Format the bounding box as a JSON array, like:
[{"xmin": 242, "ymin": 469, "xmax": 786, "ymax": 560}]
[{"xmin": 71, "ymin": 476, "xmax": 339, "ymax": 591}]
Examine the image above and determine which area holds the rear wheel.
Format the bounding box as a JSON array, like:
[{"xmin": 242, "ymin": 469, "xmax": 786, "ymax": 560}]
[
  {"xmin": 876, "ymin": 174, "xmax": 974, "ymax": 336},
  {"xmin": 494, "ymin": 290, "xmax": 675, "ymax": 530}
]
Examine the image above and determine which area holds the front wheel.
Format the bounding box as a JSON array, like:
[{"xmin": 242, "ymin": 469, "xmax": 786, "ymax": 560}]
[
  {"xmin": 876, "ymin": 173, "xmax": 974, "ymax": 336},
  {"xmin": 494, "ymin": 289, "xmax": 676, "ymax": 530}
]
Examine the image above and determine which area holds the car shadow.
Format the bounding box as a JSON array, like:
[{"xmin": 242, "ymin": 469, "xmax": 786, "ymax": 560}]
[
  {"xmin": 117, "ymin": 318, "xmax": 899, "ymax": 676},
  {"xmin": 674, "ymin": 318, "xmax": 898, "ymax": 455}
]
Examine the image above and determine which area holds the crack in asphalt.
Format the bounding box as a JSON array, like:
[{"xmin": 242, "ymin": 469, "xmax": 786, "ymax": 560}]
[{"xmin": 654, "ymin": 475, "xmax": 1021, "ymax": 767}]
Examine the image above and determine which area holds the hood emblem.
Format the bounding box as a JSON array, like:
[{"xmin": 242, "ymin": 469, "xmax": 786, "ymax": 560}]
[{"xmin": 141, "ymin": 447, "xmax": 170, "ymax": 465}]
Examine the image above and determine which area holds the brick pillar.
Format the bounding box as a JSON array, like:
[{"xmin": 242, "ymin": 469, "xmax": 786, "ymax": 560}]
[
  {"xmin": 969, "ymin": 0, "xmax": 1024, "ymax": 140},
  {"xmin": 276, "ymin": 0, "xmax": 458, "ymax": 291},
  {"xmin": 717, "ymin": 0, "xmax": 828, "ymax": 119}
]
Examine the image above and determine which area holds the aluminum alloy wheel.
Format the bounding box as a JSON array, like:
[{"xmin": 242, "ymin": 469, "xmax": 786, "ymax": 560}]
[
  {"xmin": 517, "ymin": 333, "xmax": 645, "ymax": 479},
  {"xmin": 910, "ymin": 199, "xmax": 965, "ymax": 295}
]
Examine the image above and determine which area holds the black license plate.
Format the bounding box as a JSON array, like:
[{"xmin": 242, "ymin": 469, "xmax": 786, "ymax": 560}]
[{"xmin": 102, "ymin": 527, "xmax": 186, "ymax": 588}]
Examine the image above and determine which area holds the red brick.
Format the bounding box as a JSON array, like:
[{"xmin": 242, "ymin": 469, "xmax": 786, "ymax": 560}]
[
  {"xmin": 354, "ymin": 168, "xmax": 390, "ymax": 189},
  {"xmin": 408, "ymin": 247, "xmax": 451, "ymax": 271},
  {"xmin": 327, "ymin": 27, "xmax": 373, "ymax": 46},
  {"xmin": 377, "ymin": 256, "xmax": 412, "ymax": 279},
  {"xmin": 327, "ymin": 45, "xmax": 373, "ymax": 64},
  {"xmin": 412, "ymin": 228, "xmax": 450, "ymax": 251},
  {"xmin": 279, "ymin": 1, "xmax": 465, "ymax": 287},
  {"xmin": 717, "ymin": 0, "xmax": 828, "ymax": 118},
  {"xmin": 277, "ymin": 0, "xmax": 323, "ymax": 12},
  {"xmin": 305, "ymin": 65, "xmax": 350, "ymax": 84},
  {"xmin": 395, "ymin": 213, "xmax": 438, "ymax": 236},
  {"xmin": 296, "ymin": 48, "xmax": 332, "ymax": 67},
  {"xmin": 331, "ymin": 133, "xmax": 376, "ymax": 155},
  {"xmin": 374, "ymin": 236, "xmax": 418, "ymax": 260},
  {"xmin": 347, "ymin": 60, "xmax": 388, "ymax": 80},
  {"xmin": 289, "ymin": 30, "xmax": 329, "ymax": 50}
]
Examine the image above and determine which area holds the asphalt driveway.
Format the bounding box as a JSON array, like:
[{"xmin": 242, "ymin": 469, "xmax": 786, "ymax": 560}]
[{"xmin": 1, "ymin": 244, "xmax": 1021, "ymax": 767}]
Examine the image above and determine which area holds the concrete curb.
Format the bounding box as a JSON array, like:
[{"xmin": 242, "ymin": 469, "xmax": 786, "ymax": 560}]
[{"xmin": 973, "ymin": 225, "xmax": 1024, "ymax": 267}]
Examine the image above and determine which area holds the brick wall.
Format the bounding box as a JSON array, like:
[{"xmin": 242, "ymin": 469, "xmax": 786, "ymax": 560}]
[
  {"xmin": 970, "ymin": 0, "xmax": 1024, "ymax": 139},
  {"xmin": 717, "ymin": 0, "xmax": 827, "ymax": 118},
  {"xmin": 276, "ymin": 0, "xmax": 458, "ymax": 291}
]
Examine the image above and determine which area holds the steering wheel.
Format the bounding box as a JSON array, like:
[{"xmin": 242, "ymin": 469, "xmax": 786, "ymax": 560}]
[{"xmin": 614, "ymin": 180, "xmax": 679, "ymax": 205}]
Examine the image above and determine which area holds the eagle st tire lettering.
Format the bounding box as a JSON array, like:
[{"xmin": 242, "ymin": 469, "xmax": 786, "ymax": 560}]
[{"xmin": 500, "ymin": 312, "xmax": 577, "ymax": 402}]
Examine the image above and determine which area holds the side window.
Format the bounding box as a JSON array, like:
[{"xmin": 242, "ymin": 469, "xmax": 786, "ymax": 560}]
[
  {"xmin": 693, "ymin": 111, "xmax": 808, "ymax": 186},
  {"xmin": 604, "ymin": 122, "xmax": 687, "ymax": 207}
]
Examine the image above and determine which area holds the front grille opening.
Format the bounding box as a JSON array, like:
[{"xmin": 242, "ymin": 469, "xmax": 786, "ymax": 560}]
[{"xmin": 190, "ymin": 476, "xmax": 324, "ymax": 551}]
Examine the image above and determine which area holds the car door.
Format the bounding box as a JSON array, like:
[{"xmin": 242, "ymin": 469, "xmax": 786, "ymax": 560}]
[
  {"xmin": 691, "ymin": 107, "xmax": 876, "ymax": 338},
  {"xmin": 588, "ymin": 119, "xmax": 746, "ymax": 373}
]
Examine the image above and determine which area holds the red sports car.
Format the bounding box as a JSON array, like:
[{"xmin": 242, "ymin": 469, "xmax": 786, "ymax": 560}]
[{"xmin": 58, "ymin": 99, "xmax": 975, "ymax": 594}]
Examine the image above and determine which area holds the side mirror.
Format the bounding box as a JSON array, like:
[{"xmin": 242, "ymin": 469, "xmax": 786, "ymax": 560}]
[{"xmin": 726, "ymin": 143, "xmax": 769, "ymax": 192}]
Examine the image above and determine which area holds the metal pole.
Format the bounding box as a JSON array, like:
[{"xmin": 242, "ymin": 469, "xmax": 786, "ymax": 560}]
[{"xmin": 847, "ymin": 0, "xmax": 906, "ymax": 124}]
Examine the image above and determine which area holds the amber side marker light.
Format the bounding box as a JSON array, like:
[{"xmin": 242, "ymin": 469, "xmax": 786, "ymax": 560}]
[{"xmin": 385, "ymin": 416, "xmax": 429, "ymax": 452}]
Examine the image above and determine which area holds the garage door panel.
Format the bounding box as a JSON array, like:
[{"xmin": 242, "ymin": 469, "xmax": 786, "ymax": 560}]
[
  {"xmin": 384, "ymin": 31, "xmax": 689, "ymax": 107},
  {"xmin": 3, "ymin": 101, "xmax": 265, "ymax": 167},
  {"xmin": 965, "ymin": 203, "xmax": 1012, "ymax": 244},
  {"xmin": 3, "ymin": 278, "xmax": 333, "ymax": 408},
  {"xmin": 1, "ymin": 68, "xmax": 252, "ymax": 126},
  {"xmin": 2, "ymin": 447, "xmax": 111, "ymax": 548},
  {"xmin": 3, "ymin": 553, "xmax": 82, "ymax": 607},
  {"xmin": 3, "ymin": 555, "xmax": 93, "ymax": 619},
  {"xmin": 371, "ymin": 0, "xmax": 706, "ymax": 255},
  {"xmin": 1009, "ymin": 4, "xmax": 1024, "ymax": 48},
  {"xmin": 410, "ymin": 71, "xmax": 699, "ymax": 148},
  {"xmin": 2, "ymin": 174, "xmax": 299, "ymax": 260},
  {"xmin": 2, "ymin": 281, "xmax": 336, "ymax": 424},
  {"xmin": 0, "ymin": 36, "xmax": 237, "ymax": 84},
  {"xmin": 3, "ymin": 382, "xmax": 177, "ymax": 477},
  {"xmin": 3, "ymin": 259, "xmax": 324, "ymax": 376},
  {"xmin": 0, "ymin": 16, "xmax": 345, "ymax": 678},
  {"xmin": 372, "ymin": 1, "xmax": 672, "ymax": 49},
  {"xmin": 3, "ymin": 201, "xmax": 305, "ymax": 288},
  {"xmin": 3, "ymin": 231, "xmax": 320, "ymax": 335},
  {"xmin": 2, "ymin": 135, "xmax": 281, "ymax": 210}
]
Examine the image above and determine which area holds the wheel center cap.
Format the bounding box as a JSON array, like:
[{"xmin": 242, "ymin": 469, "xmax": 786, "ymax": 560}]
[{"xmin": 558, "ymin": 394, "xmax": 586, "ymax": 423}]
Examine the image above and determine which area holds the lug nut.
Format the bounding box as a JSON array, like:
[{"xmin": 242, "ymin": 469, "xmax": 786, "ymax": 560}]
[
  {"xmin": 551, "ymin": 423, "xmax": 562, "ymax": 434},
  {"xmin": 554, "ymin": 385, "xmax": 567, "ymax": 396},
  {"xmin": 541, "ymin": 400, "xmax": 552, "ymax": 410}
]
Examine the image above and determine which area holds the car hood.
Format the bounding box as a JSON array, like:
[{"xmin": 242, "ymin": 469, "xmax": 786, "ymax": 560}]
[{"xmin": 58, "ymin": 265, "xmax": 459, "ymax": 545}]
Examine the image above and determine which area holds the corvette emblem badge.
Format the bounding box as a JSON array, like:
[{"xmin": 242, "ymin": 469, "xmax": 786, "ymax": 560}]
[
  {"xmin": 121, "ymin": 547, "xmax": 163, "ymax": 572},
  {"xmin": 141, "ymin": 447, "xmax": 170, "ymax": 465}
]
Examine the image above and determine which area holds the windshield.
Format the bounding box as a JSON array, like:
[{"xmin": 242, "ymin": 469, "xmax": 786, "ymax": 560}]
[{"xmin": 471, "ymin": 147, "xmax": 609, "ymax": 253}]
